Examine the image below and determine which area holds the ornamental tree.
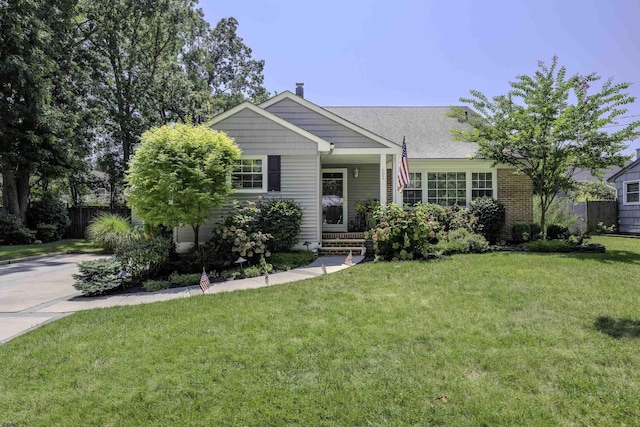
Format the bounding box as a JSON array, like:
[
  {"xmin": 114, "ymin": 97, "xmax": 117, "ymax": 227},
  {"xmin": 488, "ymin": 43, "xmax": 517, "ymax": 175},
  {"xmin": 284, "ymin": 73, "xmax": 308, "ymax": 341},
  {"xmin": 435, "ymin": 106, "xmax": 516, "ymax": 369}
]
[
  {"xmin": 449, "ymin": 56, "xmax": 640, "ymax": 235},
  {"xmin": 125, "ymin": 124, "xmax": 240, "ymax": 245}
]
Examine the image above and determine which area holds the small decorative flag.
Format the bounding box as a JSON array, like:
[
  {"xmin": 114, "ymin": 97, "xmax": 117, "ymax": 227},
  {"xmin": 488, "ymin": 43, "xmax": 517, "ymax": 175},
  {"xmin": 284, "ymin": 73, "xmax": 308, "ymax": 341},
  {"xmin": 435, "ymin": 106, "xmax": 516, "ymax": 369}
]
[
  {"xmin": 199, "ymin": 268, "xmax": 211, "ymax": 293},
  {"xmin": 344, "ymin": 250, "xmax": 353, "ymax": 266},
  {"xmin": 321, "ymin": 260, "xmax": 327, "ymax": 275},
  {"xmin": 264, "ymin": 267, "xmax": 269, "ymax": 285},
  {"xmin": 361, "ymin": 245, "xmax": 367, "ymax": 257},
  {"xmin": 397, "ymin": 136, "xmax": 410, "ymax": 192}
]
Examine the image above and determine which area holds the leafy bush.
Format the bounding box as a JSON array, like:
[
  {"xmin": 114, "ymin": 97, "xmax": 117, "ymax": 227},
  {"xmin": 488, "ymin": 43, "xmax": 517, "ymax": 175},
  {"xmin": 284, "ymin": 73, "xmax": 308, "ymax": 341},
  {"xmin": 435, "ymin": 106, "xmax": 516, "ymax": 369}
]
[
  {"xmin": 533, "ymin": 196, "xmax": 578, "ymax": 232},
  {"xmin": 269, "ymin": 251, "xmax": 316, "ymax": 271},
  {"xmin": 115, "ymin": 236, "xmax": 171, "ymax": 279},
  {"xmin": 86, "ymin": 213, "xmax": 140, "ymax": 252},
  {"xmin": 447, "ymin": 228, "xmax": 489, "ymax": 253},
  {"xmin": 445, "ymin": 206, "xmax": 478, "ymax": 232},
  {"xmin": 27, "ymin": 192, "xmax": 70, "ymax": 242},
  {"xmin": 0, "ymin": 213, "xmax": 35, "ymax": 245},
  {"xmin": 469, "ymin": 197, "xmax": 506, "ymax": 244},
  {"xmin": 72, "ymin": 258, "xmax": 124, "ymax": 296},
  {"xmin": 546, "ymin": 224, "xmax": 569, "ymax": 240},
  {"xmin": 367, "ymin": 204, "xmax": 437, "ymax": 261},
  {"xmin": 143, "ymin": 279, "xmax": 170, "ymax": 292},
  {"xmin": 521, "ymin": 240, "xmax": 572, "ymax": 252},
  {"xmin": 256, "ymin": 198, "xmax": 303, "ymax": 252},
  {"xmin": 593, "ymin": 222, "xmax": 616, "ymax": 234},
  {"xmin": 221, "ymin": 260, "xmax": 272, "ymax": 279},
  {"xmin": 423, "ymin": 240, "xmax": 466, "ymax": 257},
  {"xmin": 169, "ymin": 273, "xmax": 202, "ymax": 287},
  {"xmin": 512, "ymin": 222, "xmax": 531, "ymax": 244},
  {"xmin": 529, "ymin": 223, "xmax": 542, "ymax": 240},
  {"xmin": 211, "ymin": 225, "xmax": 271, "ymax": 265}
]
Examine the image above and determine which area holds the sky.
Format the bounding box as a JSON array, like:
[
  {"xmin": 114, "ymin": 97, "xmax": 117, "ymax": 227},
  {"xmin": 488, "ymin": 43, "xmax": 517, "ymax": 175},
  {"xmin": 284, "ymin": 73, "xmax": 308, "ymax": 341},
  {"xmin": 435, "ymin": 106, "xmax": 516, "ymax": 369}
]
[{"xmin": 200, "ymin": 0, "xmax": 640, "ymax": 156}]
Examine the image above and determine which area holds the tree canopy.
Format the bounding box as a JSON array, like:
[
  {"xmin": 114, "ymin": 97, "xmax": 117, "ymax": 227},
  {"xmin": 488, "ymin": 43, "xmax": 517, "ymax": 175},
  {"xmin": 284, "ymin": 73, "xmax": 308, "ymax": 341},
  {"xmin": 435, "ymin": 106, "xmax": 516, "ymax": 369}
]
[
  {"xmin": 125, "ymin": 124, "xmax": 241, "ymax": 245},
  {"xmin": 449, "ymin": 56, "xmax": 640, "ymax": 234}
]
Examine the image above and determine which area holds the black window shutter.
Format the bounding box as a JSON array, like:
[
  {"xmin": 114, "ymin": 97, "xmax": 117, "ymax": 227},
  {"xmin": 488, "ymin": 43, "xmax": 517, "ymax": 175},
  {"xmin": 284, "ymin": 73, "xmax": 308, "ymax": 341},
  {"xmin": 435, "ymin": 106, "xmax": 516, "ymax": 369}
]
[{"xmin": 267, "ymin": 155, "xmax": 281, "ymax": 191}]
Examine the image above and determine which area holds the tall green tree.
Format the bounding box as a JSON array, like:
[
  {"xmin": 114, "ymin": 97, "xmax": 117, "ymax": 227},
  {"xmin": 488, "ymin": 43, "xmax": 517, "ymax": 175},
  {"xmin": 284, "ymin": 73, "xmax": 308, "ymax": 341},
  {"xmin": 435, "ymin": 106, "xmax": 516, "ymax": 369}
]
[
  {"xmin": 449, "ymin": 56, "xmax": 640, "ymax": 235},
  {"xmin": 125, "ymin": 124, "xmax": 240, "ymax": 246}
]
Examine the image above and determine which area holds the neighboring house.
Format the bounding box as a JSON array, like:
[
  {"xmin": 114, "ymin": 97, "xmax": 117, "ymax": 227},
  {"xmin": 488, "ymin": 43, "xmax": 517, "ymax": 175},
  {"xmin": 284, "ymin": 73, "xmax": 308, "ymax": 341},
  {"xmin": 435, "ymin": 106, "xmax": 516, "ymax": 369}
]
[
  {"xmin": 175, "ymin": 84, "xmax": 533, "ymax": 251},
  {"xmin": 608, "ymin": 149, "xmax": 640, "ymax": 233}
]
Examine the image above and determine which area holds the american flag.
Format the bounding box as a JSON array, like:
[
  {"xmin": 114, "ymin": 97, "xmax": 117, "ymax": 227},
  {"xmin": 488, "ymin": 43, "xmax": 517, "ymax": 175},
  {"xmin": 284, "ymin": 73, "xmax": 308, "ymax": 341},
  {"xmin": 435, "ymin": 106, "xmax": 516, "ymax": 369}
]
[
  {"xmin": 361, "ymin": 245, "xmax": 366, "ymax": 257},
  {"xmin": 321, "ymin": 260, "xmax": 327, "ymax": 275},
  {"xmin": 344, "ymin": 250, "xmax": 353, "ymax": 266},
  {"xmin": 397, "ymin": 136, "xmax": 410, "ymax": 192},
  {"xmin": 264, "ymin": 267, "xmax": 269, "ymax": 285},
  {"xmin": 199, "ymin": 268, "xmax": 210, "ymax": 293}
]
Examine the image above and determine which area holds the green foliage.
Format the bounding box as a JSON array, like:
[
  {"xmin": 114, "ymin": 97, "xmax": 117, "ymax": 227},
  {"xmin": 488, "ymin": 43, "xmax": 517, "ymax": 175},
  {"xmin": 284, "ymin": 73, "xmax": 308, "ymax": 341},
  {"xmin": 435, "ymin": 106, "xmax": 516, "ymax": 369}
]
[
  {"xmin": 143, "ymin": 279, "xmax": 171, "ymax": 292},
  {"xmin": 593, "ymin": 222, "xmax": 616, "ymax": 234},
  {"xmin": 256, "ymin": 199, "xmax": 303, "ymax": 252},
  {"xmin": 367, "ymin": 204, "xmax": 437, "ymax": 261},
  {"xmin": 72, "ymin": 258, "xmax": 124, "ymax": 296},
  {"xmin": 211, "ymin": 225, "xmax": 271, "ymax": 265},
  {"xmin": 449, "ymin": 56, "xmax": 640, "ymax": 234},
  {"xmin": 423, "ymin": 240, "xmax": 466, "ymax": 257},
  {"xmin": 354, "ymin": 197, "xmax": 380, "ymax": 230},
  {"xmin": 221, "ymin": 259, "xmax": 272, "ymax": 279},
  {"xmin": 26, "ymin": 192, "xmax": 71, "ymax": 242},
  {"xmin": 115, "ymin": 236, "xmax": 171, "ymax": 279},
  {"xmin": 0, "ymin": 213, "xmax": 36, "ymax": 245},
  {"xmin": 529, "ymin": 223, "xmax": 542, "ymax": 240},
  {"xmin": 85, "ymin": 213, "xmax": 140, "ymax": 252},
  {"xmin": 447, "ymin": 228, "xmax": 490, "ymax": 253},
  {"xmin": 533, "ymin": 196, "xmax": 578, "ymax": 232},
  {"xmin": 546, "ymin": 224, "xmax": 570, "ymax": 240},
  {"xmin": 469, "ymin": 197, "xmax": 506, "ymax": 244},
  {"xmin": 125, "ymin": 124, "xmax": 241, "ymax": 245},
  {"xmin": 521, "ymin": 240, "xmax": 572, "ymax": 253},
  {"xmin": 512, "ymin": 222, "xmax": 532, "ymax": 244},
  {"xmin": 169, "ymin": 273, "xmax": 202, "ymax": 288},
  {"xmin": 269, "ymin": 251, "xmax": 316, "ymax": 271},
  {"xmin": 571, "ymin": 181, "xmax": 615, "ymax": 201}
]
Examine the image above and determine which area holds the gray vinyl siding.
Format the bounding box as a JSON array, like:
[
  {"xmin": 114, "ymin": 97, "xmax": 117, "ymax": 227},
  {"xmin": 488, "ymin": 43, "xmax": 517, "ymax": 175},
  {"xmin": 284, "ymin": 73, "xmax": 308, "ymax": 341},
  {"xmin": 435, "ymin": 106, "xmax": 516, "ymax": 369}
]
[
  {"xmin": 613, "ymin": 163, "xmax": 640, "ymax": 233},
  {"xmin": 213, "ymin": 108, "xmax": 318, "ymax": 155},
  {"xmin": 266, "ymin": 98, "xmax": 388, "ymax": 149},
  {"xmin": 323, "ymin": 163, "xmax": 380, "ymax": 228},
  {"xmin": 177, "ymin": 155, "xmax": 320, "ymax": 246}
]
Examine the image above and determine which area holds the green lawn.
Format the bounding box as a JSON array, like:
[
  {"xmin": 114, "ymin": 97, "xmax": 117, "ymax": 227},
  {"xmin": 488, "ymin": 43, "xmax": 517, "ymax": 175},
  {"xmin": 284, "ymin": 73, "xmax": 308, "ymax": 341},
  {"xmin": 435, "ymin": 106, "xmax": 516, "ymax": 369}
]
[
  {"xmin": 1, "ymin": 236, "xmax": 639, "ymax": 425},
  {"xmin": 0, "ymin": 239, "xmax": 104, "ymax": 261}
]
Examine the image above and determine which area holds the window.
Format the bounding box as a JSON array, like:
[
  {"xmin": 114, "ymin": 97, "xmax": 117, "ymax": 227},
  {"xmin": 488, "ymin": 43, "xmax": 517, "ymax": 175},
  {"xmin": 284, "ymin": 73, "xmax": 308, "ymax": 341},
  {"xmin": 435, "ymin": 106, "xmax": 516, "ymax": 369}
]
[
  {"xmin": 232, "ymin": 156, "xmax": 267, "ymax": 192},
  {"xmin": 624, "ymin": 180, "xmax": 640, "ymax": 204},
  {"xmin": 471, "ymin": 172, "xmax": 493, "ymax": 200},
  {"xmin": 403, "ymin": 172, "xmax": 422, "ymax": 205},
  {"xmin": 426, "ymin": 172, "xmax": 466, "ymax": 206}
]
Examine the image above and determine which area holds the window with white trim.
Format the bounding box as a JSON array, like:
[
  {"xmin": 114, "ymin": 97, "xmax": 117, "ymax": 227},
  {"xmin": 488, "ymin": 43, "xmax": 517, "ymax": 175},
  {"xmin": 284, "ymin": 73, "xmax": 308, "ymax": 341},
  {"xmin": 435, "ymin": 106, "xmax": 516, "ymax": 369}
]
[
  {"xmin": 402, "ymin": 172, "xmax": 422, "ymax": 206},
  {"xmin": 426, "ymin": 172, "xmax": 467, "ymax": 206},
  {"xmin": 471, "ymin": 172, "xmax": 493, "ymax": 200},
  {"xmin": 624, "ymin": 180, "xmax": 640, "ymax": 204},
  {"xmin": 232, "ymin": 156, "xmax": 267, "ymax": 192}
]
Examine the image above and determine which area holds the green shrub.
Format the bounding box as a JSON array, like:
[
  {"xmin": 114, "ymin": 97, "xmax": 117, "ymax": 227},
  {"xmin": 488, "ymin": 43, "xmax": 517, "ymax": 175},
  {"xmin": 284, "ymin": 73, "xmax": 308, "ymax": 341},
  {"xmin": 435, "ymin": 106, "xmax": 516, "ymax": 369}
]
[
  {"xmin": 469, "ymin": 197, "xmax": 506, "ymax": 244},
  {"xmin": 143, "ymin": 279, "xmax": 170, "ymax": 292},
  {"xmin": 367, "ymin": 204, "xmax": 437, "ymax": 261},
  {"xmin": 445, "ymin": 206, "xmax": 478, "ymax": 233},
  {"xmin": 211, "ymin": 225, "xmax": 271, "ymax": 264},
  {"xmin": 269, "ymin": 251, "xmax": 316, "ymax": 271},
  {"xmin": 521, "ymin": 240, "xmax": 572, "ymax": 252},
  {"xmin": 533, "ymin": 196, "xmax": 578, "ymax": 232},
  {"xmin": 423, "ymin": 240, "xmax": 466, "ymax": 257},
  {"xmin": 169, "ymin": 273, "xmax": 202, "ymax": 287},
  {"xmin": 86, "ymin": 213, "xmax": 140, "ymax": 252},
  {"xmin": 546, "ymin": 224, "xmax": 569, "ymax": 240},
  {"xmin": 0, "ymin": 213, "xmax": 36, "ymax": 245},
  {"xmin": 27, "ymin": 192, "xmax": 70, "ymax": 242},
  {"xmin": 115, "ymin": 236, "xmax": 171, "ymax": 279},
  {"xmin": 512, "ymin": 222, "xmax": 532, "ymax": 244},
  {"xmin": 529, "ymin": 223, "xmax": 542, "ymax": 240},
  {"xmin": 243, "ymin": 262, "xmax": 272, "ymax": 278},
  {"xmin": 447, "ymin": 228, "xmax": 489, "ymax": 253},
  {"xmin": 72, "ymin": 258, "xmax": 124, "ymax": 296},
  {"xmin": 256, "ymin": 198, "xmax": 303, "ymax": 252}
]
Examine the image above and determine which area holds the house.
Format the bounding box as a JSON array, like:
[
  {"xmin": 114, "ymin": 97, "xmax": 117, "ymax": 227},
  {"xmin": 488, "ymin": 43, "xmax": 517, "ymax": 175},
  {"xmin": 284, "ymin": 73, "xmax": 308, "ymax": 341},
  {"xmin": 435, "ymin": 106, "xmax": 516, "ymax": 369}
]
[
  {"xmin": 174, "ymin": 83, "xmax": 533, "ymax": 252},
  {"xmin": 607, "ymin": 148, "xmax": 640, "ymax": 234}
]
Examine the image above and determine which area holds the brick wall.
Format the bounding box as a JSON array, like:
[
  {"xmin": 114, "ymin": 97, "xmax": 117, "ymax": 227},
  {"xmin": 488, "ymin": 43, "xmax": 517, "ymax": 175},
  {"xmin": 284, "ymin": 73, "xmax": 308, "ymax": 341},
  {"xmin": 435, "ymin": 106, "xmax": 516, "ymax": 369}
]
[
  {"xmin": 386, "ymin": 169, "xmax": 393, "ymax": 203},
  {"xmin": 497, "ymin": 168, "xmax": 533, "ymax": 240}
]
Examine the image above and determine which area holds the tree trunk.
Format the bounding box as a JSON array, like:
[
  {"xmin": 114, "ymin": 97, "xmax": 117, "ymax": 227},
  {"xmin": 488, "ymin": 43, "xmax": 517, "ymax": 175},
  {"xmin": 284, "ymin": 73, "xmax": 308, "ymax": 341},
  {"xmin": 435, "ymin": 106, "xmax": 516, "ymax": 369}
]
[
  {"xmin": 2, "ymin": 166, "xmax": 30, "ymax": 221},
  {"xmin": 191, "ymin": 224, "xmax": 200, "ymax": 246}
]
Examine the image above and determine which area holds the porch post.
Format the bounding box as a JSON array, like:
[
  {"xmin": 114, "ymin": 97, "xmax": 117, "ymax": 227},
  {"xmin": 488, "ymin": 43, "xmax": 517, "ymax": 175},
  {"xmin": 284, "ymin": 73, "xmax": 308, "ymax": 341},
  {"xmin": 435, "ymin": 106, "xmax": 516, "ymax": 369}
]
[{"xmin": 379, "ymin": 154, "xmax": 387, "ymax": 206}]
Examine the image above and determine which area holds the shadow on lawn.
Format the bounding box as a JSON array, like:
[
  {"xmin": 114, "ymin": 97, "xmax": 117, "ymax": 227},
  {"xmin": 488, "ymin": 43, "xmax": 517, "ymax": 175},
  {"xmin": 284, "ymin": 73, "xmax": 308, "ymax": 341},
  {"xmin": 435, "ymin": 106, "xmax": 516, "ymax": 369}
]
[
  {"xmin": 595, "ymin": 316, "xmax": 640, "ymax": 339},
  {"xmin": 561, "ymin": 250, "xmax": 640, "ymax": 265}
]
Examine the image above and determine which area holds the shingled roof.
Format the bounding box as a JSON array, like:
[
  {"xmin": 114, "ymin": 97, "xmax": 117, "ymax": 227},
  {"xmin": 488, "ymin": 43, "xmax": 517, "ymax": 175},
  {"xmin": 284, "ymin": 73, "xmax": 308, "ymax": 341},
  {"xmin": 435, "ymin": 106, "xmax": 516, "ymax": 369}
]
[{"xmin": 323, "ymin": 106, "xmax": 479, "ymax": 159}]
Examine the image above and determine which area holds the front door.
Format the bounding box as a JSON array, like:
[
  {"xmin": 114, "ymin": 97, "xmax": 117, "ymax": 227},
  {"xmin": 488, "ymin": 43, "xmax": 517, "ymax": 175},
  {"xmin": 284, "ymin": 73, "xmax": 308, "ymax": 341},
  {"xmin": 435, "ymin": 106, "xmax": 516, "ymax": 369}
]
[{"xmin": 322, "ymin": 169, "xmax": 347, "ymax": 232}]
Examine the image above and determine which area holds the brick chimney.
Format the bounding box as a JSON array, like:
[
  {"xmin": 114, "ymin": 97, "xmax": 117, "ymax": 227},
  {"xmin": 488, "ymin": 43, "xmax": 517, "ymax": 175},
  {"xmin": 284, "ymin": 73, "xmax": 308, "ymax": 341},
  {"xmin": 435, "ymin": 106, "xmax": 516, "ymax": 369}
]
[{"xmin": 295, "ymin": 82, "xmax": 304, "ymax": 98}]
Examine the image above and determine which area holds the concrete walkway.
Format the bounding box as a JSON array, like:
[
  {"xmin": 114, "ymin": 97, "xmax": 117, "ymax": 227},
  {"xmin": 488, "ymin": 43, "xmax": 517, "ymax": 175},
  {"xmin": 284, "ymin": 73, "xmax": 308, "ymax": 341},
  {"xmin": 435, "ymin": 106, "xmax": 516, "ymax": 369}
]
[{"xmin": 0, "ymin": 253, "xmax": 362, "ymax": 344}]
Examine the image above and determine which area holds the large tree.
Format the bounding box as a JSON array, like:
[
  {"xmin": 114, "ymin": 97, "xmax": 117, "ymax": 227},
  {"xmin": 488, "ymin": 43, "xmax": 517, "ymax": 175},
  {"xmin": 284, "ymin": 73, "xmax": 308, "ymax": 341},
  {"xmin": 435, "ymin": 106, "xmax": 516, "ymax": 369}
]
[
  {"xmin": 125, "ymin": 124, "xmax": 240, "ymax": 246},
  {"xmin": 449, "ymin": 56, "xmax": 640, "ymax": 235}
]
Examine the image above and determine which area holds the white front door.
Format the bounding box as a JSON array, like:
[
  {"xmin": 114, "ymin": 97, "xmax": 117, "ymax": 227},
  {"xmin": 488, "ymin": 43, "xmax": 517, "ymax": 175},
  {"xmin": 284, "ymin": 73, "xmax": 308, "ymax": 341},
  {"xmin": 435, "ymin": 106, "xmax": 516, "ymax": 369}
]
[{"xmin": 322, "ymin": 169, "xmax": 347, "ymax": 232}]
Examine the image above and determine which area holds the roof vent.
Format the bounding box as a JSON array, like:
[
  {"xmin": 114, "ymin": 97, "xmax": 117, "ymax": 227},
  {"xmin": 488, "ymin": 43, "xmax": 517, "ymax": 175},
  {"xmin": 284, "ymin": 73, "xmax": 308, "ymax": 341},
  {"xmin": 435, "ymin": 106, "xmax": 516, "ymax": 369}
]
[{"xmin": 295, "ymin": 82, "xmax": 304, "ymax": 98}]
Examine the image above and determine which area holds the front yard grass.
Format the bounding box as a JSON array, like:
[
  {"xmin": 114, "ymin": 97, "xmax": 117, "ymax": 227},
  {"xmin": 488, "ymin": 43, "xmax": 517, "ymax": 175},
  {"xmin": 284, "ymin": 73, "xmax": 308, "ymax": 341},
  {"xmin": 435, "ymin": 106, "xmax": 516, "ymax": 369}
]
[
  {"xmin": 0, "ymin": 239, "xmax": 104, "ymax": 261},
  {"xmin": 1, "ymin": 236, "xmax": 639, "ymax": 425}
]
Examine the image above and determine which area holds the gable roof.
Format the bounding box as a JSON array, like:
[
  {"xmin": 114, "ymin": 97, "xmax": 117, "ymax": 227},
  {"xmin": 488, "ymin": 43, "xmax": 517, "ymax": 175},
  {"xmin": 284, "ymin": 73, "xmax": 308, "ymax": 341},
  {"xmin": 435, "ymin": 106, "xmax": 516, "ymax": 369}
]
[
  {"xmin": 324, "ymin": 106, "xmax": 480, "ymax": 159},
  {"xmin": 261, "ymin": 91, "xmax": 400, "ymax": 150},
  {"xmin": 608, "ymin": 158, "xmax": 640, "ymax": 182},
  {"xmin": 209, "ymin": 101, "xmax": 333, "ymax": 152}
]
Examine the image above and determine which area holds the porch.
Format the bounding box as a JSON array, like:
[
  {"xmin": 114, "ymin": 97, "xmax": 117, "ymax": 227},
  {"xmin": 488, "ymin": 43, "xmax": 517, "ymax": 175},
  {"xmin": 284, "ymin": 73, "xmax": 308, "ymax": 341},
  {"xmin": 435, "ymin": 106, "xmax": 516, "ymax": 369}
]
[{"xmin": 319, "ymin": 232, "xmax": 368, "ymax": 256}]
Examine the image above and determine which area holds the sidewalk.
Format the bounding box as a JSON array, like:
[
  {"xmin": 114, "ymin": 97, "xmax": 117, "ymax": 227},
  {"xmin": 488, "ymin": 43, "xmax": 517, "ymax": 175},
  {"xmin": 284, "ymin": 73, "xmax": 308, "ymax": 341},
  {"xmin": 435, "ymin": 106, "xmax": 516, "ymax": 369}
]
[{"xmin": 0, "ymin": 253, "xmax": 362, "ymax": 344}]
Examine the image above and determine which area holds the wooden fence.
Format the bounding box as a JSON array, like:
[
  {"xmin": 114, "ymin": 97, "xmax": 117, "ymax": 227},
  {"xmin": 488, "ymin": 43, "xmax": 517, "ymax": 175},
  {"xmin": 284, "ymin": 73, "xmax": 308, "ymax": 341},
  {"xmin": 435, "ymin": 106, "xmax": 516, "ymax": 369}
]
[
  {"xmin": 65, "ymin": 206, "xmax": 131, "ymax": 239},
  {"xmin": 570, "ymin": 201, "xmax": 617, "ymax": 233}
]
